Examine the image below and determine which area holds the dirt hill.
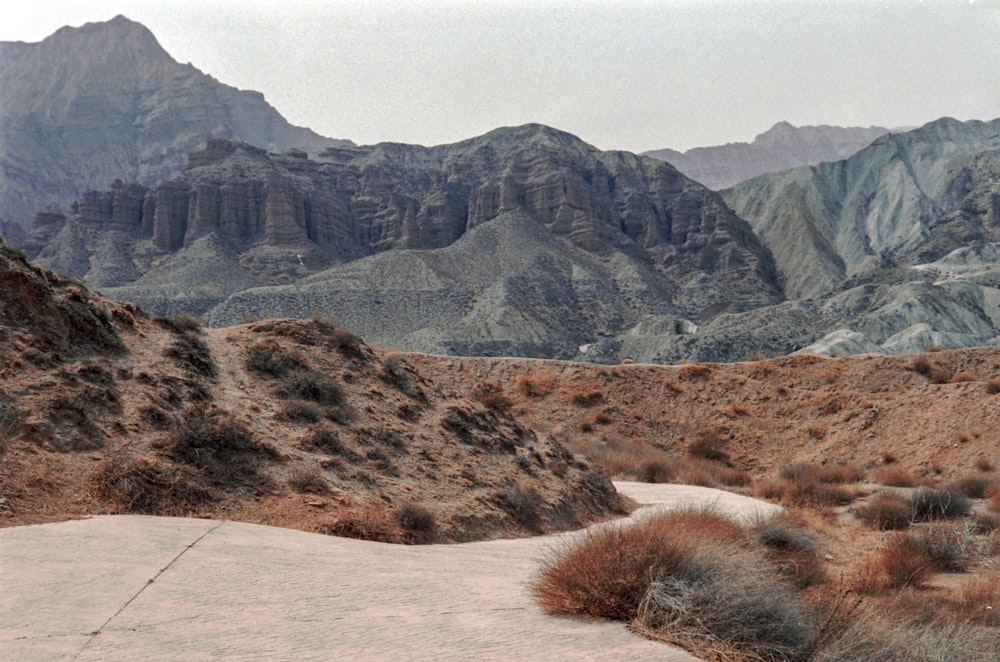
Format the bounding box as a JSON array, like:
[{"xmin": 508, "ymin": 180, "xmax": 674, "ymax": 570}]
[{"xmin": 2, "ymin": 238, "xmax": 999, "ymax": 542}]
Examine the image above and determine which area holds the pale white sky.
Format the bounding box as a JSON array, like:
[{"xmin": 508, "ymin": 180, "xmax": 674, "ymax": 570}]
[{"xmin": 2, "ymin": 0, "xmax": 998, "ymax": 152}]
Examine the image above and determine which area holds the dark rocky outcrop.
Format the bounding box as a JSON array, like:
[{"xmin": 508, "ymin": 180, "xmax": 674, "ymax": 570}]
[
  {"xmin": 645, "ymin": 122, "xmax": 890, "ymax": 190},
  {"xmin": 0, "ymin": 16, "xmax": 350, "ymax": 236}
]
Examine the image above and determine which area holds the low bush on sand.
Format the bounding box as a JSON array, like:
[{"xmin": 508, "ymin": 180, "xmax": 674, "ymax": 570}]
[{"xmin": 536, "ymin": 508, "xmax": 815, "ymax": 661}]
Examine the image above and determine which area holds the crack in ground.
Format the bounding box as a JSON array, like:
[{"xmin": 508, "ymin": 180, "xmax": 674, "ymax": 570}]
[{"xmin": 71, "ymin": 521, "xmax": 225, "ymax": 660}]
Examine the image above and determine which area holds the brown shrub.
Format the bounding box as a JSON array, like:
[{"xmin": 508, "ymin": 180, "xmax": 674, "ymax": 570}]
[
  {"xmin": 513, "ymin": 372, "xmax": 556, "ymax": 398},
  {"xmin": 872, "ymin": 465, "xmax": 919, "ymax": 487},
  {"xmin": 852, "ymin": 534, "xmax": 934, "ymax": 593},
  {"xmin": 948, "ymin": 473, "xmax": 998, "ymax": 499},
  {"xmin": 950, "ymin": 574, "xmax": 1000, "ymax": 626},
  {"xmin": 317, "ymin": 502, "xmax": 401, "ymax": 543},
  {"xmin": 986, "ymin": 378, "xmax": 1000, "ymax": 395},
  {"xmin": 245, "ymin": 341, "xmax": 309, "ymax": 378},
  {"xmin": 753, "ymin": 512, "xmax": 827, "ymax": 588},
  {"xmin": 928, "ymin": 368, "xmax": 953, "ymax": 384},
  {"xmin": 678, "ymin": 363, "xmax": 711, "ymax": 379},
  {"xmin": 288, "ymin": 466, "xmax": 329, "ymax": 494},
  {"xmin": 568, "ymin": 388, "xmax": 603, "ymax": 407},
  {"xmin": 780, "ymin": 462, "xmax": 856, "ymax": 485},
  {"xmin": 974, "ymin": 457, "xmax": 995, "ymax": 472},
  {"xmin": 535, "ymin": 508, "xmax": 746, "ymax": 621},
  {"xmin": 92, "ymin": 455, "xmax": 215, "ymax": 514},
  {"xmin": 952, "ymin": 371, "xmax": 977, "ymax": 383},
  {"xmin": 473, "ymin": 381, "xmax": 513, "ymax": 411},
  {"xmin": 396, "ymin": 503, "xmax": 437, "ymax": 543},
  {"xmin": 854, "ymin": 492, "xmax": 913, "ymax": 530},
  {"xmin": 987, "ymin": 484, "xmax": 1000, "ymax": 513},
  {"xmin": 910, "ymin": 356, "xmax": 933, "ymax": 375},
  {"xmin": 687, "ymin": 428, "xmax": 729, "ymax": 463}
]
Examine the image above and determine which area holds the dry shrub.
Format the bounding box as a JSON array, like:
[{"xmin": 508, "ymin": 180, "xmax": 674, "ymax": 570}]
[
  {"xmin": 473, "ymin": 381, "xmax": 513, "ymax": 411},
  {"xmin": 155, "ymin": 313, "xmax": 202, "ymax": 335},
  {"xmin": 974, "ymin": 457, "xmax": 995, "ymax": 472},
  {"xmin": 536, "ymin": 508, "xmax": 747, "ymax": 621},
  {"xmin": 678, "ymin": 363, "xmax": 712, "ymax": 379},
  {"xmin": 639, "ymin": 460, "xmax": 676, "ymax": 483},
  {"xmin": 92, "ymin": 455, "xmax": 215, "ymax": 514},
  {"xmin": 900, "ymin": 522, "xmax": 975, "ymax": 572},
  {"xmin": 787, "ymin": 482, "xmax": 855, "ymax": 508},
  {"xmin": 950, "ymin": 574, "xmax": 1000, "ymax": 626},
  {"xmin": 909, "ymin": 487, "xmax": 970, "ymax": 521},
  {"xmin": 396, "ymin": 503, "xmax": 437, "ymax": 543},
  {"xmin": 948, "ymin": 473, "xmax": 998, "ymax": 499},
  {"xmin": 279, "ymin": 401, "xmax": 322, "ymax": 423},
  {"xmin": 952, "ymin": 371, "xmax": 977, "ymax": 383},
  {"xmin": 753, "ymin": 512, "xmax": 827, "ymax": 588},
  {"xmin": 317, "ymin": 502, "xmax": 401, "ymax": 543},
  {"xmin": 928, "ymin": 368, "xmax": 953, "ymax": 384},
  {"xmin": 910, "ymin": 356, "xmax": 933, "ymax": 375},
  {"xmin": 568, "ymin": 388, "xmax": 603, "ymax": 407},
  {"xmin": 496, "ymin": 487, "xmax": 543, "ymax": 531},
  {"xmin": 987, "ymin": 484, "xmax": 1000, "ymax": 512},
  {"xmin": 986, "ymin": 378, "xmax": 1000, "ymax": 395},
  {"xmin": 781, "ymin": 462, "xmax": 857, "ymax": 485},
  {"xmin": 812, "ymin": 605, "xmax": 999, "ymax": 661},
  {"xmin": 852, "ymin": 534, "xmax": 934, "ymax": 592},
  {"xmin": 513, "ymin": 372, "xmax": 556, "ymax": 398},
  {"xmin": 288, "ymin": 466, "xmax": 328, "ymax": 494},
  {"xmin": 164, "ymin": 333, "xmax": 216, "ymax": 378},
  {"xmin": 245, "ymin": 341, "xmax": 309, "ymax": 377},
  {"xmin": 714, "ymin": 466, "xmax": 753, "ymax": 487},
  {"xmin": 872, "ymin": 465, "xmax": 919, "ymax": 487},
  {"xmin": 854, "ymin": 492, "xmax": 913, "ymax": 530},
  {"xmin": 687, "ymin": 428, "xmax": 729, "ymax": 463},
  {"xmin": 166, "ymin": 404, "xmax": 278, "ymax": 486}
]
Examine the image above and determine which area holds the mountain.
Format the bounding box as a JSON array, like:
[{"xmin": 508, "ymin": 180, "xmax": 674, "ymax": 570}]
[
  {"xmin": 24, "ymin": 125, "xmax": 783, "ymax": 360},
  {"xmin": 644, "ymin": 122, "xmax": 890, "ymax": 190},
  {"xmin": 723, "ymin": 117, "xmax": 1000, "ymax": 299},
  {"xmin": 0, "ymin": 16, "xmax": 350, "ymax": 234}
]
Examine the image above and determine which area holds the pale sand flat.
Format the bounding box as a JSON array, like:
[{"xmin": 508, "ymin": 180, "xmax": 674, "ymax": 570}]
[{"xmin": 1, "ymin": 483, "xmax": 779, "ymax": 661}]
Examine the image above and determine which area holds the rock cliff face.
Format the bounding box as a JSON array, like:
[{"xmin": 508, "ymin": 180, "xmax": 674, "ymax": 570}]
[
  {"xmin": 644, "ymin": 122, "xmax": 890, "ymax": 190},
  {"xmin": 26, "ymin": 126, "xmax": 783, "ymax": 359},
  {"xmin": 723, "ymin": 117, "xmax": 1000, "ymax": 299},
  {"xmin": 0, "ymin": 16, "xmax": 350, "ymax": 235}
]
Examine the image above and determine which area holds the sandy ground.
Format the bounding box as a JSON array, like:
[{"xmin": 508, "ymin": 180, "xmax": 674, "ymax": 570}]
[{"xmin": 0, "ymin": 482, "xmax": 780, "ymax": 661}]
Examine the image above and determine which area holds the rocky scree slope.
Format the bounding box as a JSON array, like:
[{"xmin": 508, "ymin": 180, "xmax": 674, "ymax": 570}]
[
  {"xmin": 0, "ymin": 238, "xmax": 623, "ymax": 540},
  {"xmin": 644, "ymin": 122, "xmax": 890, "ymax": 190},
  {"xmin": 0, "ymin": 15, "xmax": 348, "ymax": 235},
  {"xmin": 24, "ymin": 125, "xmax": 783, "ymax": 360}
]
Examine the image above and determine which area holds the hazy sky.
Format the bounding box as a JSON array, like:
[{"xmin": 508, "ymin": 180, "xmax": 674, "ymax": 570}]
[{"xmin": 2, "ymin": 1, "xmax": 998, "ymax": 152}]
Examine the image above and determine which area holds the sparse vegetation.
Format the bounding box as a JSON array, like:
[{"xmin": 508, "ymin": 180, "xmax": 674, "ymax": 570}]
[{"xmin": 165, "ymin": 404, "xmax": 278, "ymax": 486}]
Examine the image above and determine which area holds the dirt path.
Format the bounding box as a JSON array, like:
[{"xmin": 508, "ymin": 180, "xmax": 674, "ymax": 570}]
[{"xmin": 0, "ymin": 483, "xmax": 779, "ymax": 661}]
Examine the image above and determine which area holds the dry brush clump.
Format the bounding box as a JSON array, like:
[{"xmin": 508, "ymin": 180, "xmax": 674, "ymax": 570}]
[
  {"xmin": 91, "ymin": 454, "xmax": 216, "ymax": 515},
  {"xmin": 163, "ymin": 404, "xmax": 280, "ymax": 487},
  {"xmin": 536, "ymin": 508, "xmax": 818, "ymax": 661}
]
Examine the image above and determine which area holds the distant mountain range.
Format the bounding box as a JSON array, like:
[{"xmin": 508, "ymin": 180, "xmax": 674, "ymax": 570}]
[
  {"xmin": 0, "ymin": 15, "xmax": 350, "ymax": 235},
  {"xmin": 6, "ymin": 17, "xmax": 1000, "ymax": 363},
  {"xmin": 644, "ymin": 122, "xmax": 892, "ymax": 190}
]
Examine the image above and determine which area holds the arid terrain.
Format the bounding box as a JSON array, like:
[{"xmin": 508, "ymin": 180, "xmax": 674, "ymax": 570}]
[{"xmin": 3, "ymin": 231, "xmax": 1000, "ymax": 659}]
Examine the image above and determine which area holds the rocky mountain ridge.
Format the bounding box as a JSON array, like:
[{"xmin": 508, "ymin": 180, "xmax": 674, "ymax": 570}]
[
  {"xmin": 0, "ymin": 15, "xmax": 350, "ymax": 233},
  {"xmin": 644, "ymin": 122, "xmax": 891, "ymax": 190},
  {"xmin": 23, "ymin": 125, "xmax": 783, "ymax": 360}
]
